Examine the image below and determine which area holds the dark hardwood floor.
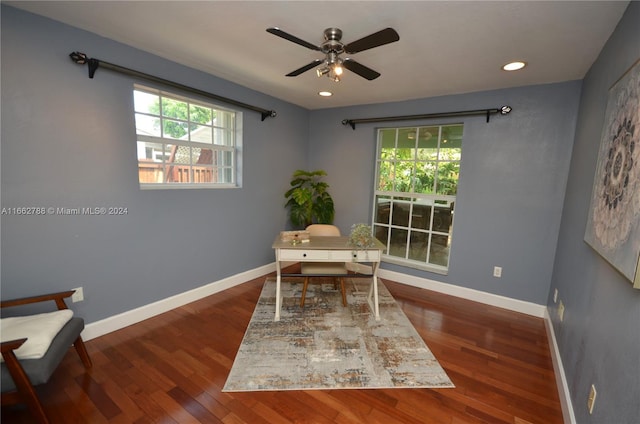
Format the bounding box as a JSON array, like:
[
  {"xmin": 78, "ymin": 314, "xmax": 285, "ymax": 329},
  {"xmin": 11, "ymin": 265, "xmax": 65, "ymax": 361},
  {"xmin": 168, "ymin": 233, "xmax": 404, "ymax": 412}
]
[{"xmin": 2, "ymin": 270, "xmax": 563, "ymax": 423}]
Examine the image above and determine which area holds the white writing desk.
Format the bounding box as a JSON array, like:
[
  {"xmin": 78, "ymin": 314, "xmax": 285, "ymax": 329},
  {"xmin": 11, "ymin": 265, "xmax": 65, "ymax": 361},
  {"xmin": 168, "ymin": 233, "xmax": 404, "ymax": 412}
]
[{"xmin": 272, "ymin": 235, "xmax": 385, "ymax": 321}]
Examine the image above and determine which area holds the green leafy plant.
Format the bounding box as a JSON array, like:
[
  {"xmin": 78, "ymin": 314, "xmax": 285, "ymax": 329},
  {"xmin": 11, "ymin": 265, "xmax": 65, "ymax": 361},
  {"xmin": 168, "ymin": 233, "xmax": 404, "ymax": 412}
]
[
  {"xmin": 284, "ymin": 170, "xmax": 335, "ymax": 228},
  {"xmin": 348, "ymin": 223, "xmax": 376, "ymax": 248}
]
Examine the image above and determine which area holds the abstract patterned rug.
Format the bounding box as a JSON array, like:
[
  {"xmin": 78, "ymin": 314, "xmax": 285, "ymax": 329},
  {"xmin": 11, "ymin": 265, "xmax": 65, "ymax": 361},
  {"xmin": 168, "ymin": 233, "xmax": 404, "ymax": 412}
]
[{"xmin": 223, "ymin": 277, "xmax": 454, "ymax": 391}]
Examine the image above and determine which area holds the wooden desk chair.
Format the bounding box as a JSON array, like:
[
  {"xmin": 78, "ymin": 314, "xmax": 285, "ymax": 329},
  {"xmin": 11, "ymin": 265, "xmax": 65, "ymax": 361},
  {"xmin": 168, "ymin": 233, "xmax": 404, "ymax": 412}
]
[
  {"xmin": 1, "ymin": 291, "xmax": 92, "ymax": 424},
  {"xmin": 300, "ymin": 224, "xmax": 348, "ymax": 307}
]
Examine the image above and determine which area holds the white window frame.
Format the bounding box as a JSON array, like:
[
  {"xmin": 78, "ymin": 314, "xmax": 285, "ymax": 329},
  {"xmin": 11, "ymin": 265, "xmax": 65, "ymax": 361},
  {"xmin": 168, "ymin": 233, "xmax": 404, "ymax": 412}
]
[
  {"xmin": 372, "ymin": 124, "xmax": 463, "ymax": 274},
  {"xmin": 133, "ymin": 85, "xmax": 242, "ymax": 189}
]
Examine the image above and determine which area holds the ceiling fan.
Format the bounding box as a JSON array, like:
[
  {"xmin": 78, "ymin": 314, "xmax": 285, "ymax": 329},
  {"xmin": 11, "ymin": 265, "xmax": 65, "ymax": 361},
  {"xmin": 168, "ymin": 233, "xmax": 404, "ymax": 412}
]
[{"xmin": 266, "ymin": 26, "xmax": 399, "ymax": 82}]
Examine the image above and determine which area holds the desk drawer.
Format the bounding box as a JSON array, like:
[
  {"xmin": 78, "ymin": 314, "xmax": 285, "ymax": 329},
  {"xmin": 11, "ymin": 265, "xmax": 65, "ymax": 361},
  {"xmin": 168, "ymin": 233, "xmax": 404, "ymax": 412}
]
[
  {"xmin": 278, "ymin": 249, "xmax": 330, "ymax": 261},
  {"xmin": 278, "ymin": 249, "xmax": 381, "ymax": 262}
]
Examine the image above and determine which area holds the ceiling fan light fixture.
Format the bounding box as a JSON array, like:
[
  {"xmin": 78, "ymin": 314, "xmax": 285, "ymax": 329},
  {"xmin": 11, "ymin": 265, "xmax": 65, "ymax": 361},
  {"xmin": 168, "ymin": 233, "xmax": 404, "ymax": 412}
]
[
  {"xmin": 267, "ymin": 26, "xmax": 399, "ymax": 82},
  {"xmin": 316, "ymin": 67, "xmax": 330, "ymax": 77}
]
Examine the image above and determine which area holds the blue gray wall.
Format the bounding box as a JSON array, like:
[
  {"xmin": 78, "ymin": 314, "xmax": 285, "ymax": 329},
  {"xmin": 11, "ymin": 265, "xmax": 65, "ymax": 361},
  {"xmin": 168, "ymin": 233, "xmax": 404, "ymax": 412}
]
[
  {"xmin": 548, "ymin": 2, "xmax": 640, "ymax": 423},
  {"xmin": 1, "ymin": 6, "xmax": 309, "ymax": 323},
  {"xmin": 309, "ymin": 82, "xmax": 581, "ymax": 305}
]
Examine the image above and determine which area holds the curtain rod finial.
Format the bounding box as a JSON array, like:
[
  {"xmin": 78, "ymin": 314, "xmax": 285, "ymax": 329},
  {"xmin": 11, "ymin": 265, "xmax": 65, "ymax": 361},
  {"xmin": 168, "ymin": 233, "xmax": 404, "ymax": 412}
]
[
  {"xmin": 69, "ymin": 51, "xmax": 87, "ymax": 65},
  {"xmin": 501, "ymin": 105, "xmax": 512, "ymax": 115}
]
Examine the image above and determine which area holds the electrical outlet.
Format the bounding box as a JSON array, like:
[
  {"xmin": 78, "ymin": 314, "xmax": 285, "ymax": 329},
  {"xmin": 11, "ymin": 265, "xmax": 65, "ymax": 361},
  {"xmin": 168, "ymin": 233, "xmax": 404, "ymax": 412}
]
[
  {"xmin": 558, "ymin": 300, "xmax": 565, "ymax": 322},
  {"xmin": 588, "ymin": 384, "xmax": 597, "ymax": 414},
  {"xmin": 493, "ymin": 266, "xmax": 502, "ymax": 278},
  {"xmin": 71, "ymin": 287, "xmax": 84, "ymax": 303},
  {"xmin": 553, "ymin": 288, "xmax": 558, "ymax": 303}
]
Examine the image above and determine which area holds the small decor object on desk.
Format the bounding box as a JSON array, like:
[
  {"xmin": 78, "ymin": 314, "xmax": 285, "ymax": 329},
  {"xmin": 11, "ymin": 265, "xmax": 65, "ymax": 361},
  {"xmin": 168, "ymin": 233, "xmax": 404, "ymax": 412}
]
[
  {"xmin": 280, "ymin": 230, "xmax": 310, "ymax": 244},
  {"xmin": 348, "ymin": 223, "xmax": 376, "ymax": 248}
]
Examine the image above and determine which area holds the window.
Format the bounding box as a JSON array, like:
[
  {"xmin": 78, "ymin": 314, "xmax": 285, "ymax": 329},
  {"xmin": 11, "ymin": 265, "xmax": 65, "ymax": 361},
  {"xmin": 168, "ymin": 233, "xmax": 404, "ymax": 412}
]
[
  {"xmin": 372, "ymin": 124, "xmax": 463, "ymax": 273},
  {"xmin": 133, "ymin": 85, "xmax": 241, "ymax": 188}
]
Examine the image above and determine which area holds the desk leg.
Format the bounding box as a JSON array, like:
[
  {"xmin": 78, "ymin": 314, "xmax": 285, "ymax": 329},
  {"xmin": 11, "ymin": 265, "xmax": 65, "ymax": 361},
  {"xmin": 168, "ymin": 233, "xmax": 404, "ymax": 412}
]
[
  {"xmin": 275, "ymin": 251, "xmax": 281, "ymax": 322},
  {"xmin": 367, "ymin": 261, "xmax": 381, "ymax": 321}
]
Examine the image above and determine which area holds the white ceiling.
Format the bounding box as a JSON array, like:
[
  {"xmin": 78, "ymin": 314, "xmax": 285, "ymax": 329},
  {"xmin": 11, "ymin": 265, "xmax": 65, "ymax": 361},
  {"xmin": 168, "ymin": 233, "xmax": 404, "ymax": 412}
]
[{"xmin": 6, "ymin": 1, "xmax": 629, "ymax": 110}]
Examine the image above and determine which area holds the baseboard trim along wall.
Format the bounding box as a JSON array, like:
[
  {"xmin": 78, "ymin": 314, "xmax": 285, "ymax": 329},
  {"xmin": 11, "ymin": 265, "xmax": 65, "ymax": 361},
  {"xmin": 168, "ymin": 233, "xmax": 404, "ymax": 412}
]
[
  {"xmin": 377, "ymin": 268, "xmax": 547, "ymax": 317},
  {"xmin": 82, "ymin": 263, "xmax": 276, "ymax": 341},
  {"xmin": 544, "ymin": 309, "xmax": 577, "ymax": 424},
  {"xmin": 84, "ymin": 263, "xmax": 546, "ymax": 340}
]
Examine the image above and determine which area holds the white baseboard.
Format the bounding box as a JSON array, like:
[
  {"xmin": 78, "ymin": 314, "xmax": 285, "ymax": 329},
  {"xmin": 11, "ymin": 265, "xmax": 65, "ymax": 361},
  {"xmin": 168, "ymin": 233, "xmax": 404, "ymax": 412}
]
[
  {"xmin": 84, "ymin": 264, "xmax": 547, "ymax": 341},
  {"xmin": 544, "ymin": 309, "xmax": 576, "ymax": 424},
  {"xmin": 82, "ymin": 263, "xmax": 275, "ymax": 341},
  {"xmin": 378, "ymin": 268, "xmax": 547, "ymax": 317}
]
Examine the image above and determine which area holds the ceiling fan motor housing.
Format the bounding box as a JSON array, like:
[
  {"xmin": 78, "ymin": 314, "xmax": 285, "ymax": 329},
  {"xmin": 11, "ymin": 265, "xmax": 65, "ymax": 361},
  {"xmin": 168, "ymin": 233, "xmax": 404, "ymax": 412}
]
[{"xmin": 321, "ymin": 28, "xmax": 345, "ymax": 55}]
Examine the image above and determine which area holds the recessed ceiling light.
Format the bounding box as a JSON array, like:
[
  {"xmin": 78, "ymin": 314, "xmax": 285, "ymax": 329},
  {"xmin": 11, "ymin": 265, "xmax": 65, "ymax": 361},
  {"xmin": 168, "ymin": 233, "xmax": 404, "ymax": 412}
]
[
  {"xmin": 502, "ymin": 61, "xmax": 527, "ymax": 71},
  {"xmin": 318, "ymin": 91, "xmax": 333, "ymax": 97}
]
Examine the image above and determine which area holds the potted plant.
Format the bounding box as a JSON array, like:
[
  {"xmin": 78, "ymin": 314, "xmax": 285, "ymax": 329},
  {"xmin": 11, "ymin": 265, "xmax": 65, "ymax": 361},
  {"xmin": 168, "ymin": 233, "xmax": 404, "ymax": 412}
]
[
  {"xmin": 348, "ymin": 223, "xmax": 376, "ymax": 248},
  {"xmin": 284, "ymin": 170, "xmax": 335, "ymax": 228}
]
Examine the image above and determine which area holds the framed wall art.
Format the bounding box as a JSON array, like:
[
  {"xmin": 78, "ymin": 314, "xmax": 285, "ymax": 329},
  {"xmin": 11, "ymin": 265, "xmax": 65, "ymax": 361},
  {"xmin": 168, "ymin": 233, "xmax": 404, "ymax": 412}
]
[{"xmin": 584, "ymin": 58, "xmax": 640, "ymax": 288}]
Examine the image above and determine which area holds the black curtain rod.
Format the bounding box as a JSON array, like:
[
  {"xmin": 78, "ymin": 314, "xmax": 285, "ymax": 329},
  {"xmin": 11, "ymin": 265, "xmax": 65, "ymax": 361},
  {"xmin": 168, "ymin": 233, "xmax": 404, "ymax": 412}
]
[
  {"xmin": 69, "ymin": 52, "xmax": 277, "ymax": 121},
  {"xmin": 342, "ymin": 106, "xmax": 512, "ymax": 129}
]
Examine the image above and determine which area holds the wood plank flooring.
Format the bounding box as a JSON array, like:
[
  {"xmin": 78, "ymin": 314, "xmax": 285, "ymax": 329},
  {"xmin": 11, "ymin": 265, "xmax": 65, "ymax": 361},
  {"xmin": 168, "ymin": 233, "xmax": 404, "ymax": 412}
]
[{"xmin": 2, "ymin": 271, "xmax": 563, "ymax": 423}]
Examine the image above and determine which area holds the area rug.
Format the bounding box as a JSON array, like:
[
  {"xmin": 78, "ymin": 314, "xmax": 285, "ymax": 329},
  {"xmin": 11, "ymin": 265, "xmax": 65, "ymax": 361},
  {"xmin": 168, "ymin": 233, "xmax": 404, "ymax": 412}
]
[{"xmin": 223, "ymin": 277, "xmax": 454, "ymax": 391}]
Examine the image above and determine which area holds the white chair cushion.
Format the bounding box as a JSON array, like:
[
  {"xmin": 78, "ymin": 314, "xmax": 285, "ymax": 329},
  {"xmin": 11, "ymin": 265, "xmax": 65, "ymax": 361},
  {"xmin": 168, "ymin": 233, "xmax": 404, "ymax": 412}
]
[{"xmin": 1, "ymin": 309, "xmax": 73, "ymax": 361}]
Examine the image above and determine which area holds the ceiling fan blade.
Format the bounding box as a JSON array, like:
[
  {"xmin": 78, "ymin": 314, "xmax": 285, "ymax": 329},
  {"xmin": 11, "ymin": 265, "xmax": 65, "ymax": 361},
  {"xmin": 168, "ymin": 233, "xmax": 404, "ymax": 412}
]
[
  {"xmin": 266, "ymin": 27, "xmax": 320, "ymax": 51},
  {"xmin": 342, "ymin": 58, "xmax": 381, "ymax": 80},
  {"xmin": 344, "ymin": 28, "xmax": 400, "ymax": 54},
  {"xmin": 286, "ymin": 59, "xmax": 324, "ymax": 77}
]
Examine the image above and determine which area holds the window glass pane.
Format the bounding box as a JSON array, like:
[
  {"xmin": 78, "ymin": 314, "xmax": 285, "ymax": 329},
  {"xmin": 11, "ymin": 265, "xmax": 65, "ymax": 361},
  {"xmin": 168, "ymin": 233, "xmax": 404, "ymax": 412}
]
[
  {"xmin": 216, "ymin": 110, "xmax": 234, "ymax": 128},
  {"xmin": 136, "ymin": 141, "xmax": 164, "ymax": 162},
  {"xmin": 440, "ymin": 125, "xmax": 463, "ymax": 160},
  {"xmin": 417, "ymin": 127, "xmax": 439, "ymax": 160},
  {"xmin": 168, "ymin": 145, "xmax": 191, "ymax": 164},
  {"xmin": 396, "ymin": 128, "xmax": 415, "ymax": 160},
  {"xmin": 163, "ymin": 119, "xmax": 189, "ymax": 140},
  {"xmin": 410, "ymin": 203, "xmax": 432, "ymax": 230},
  {"xmin": 389, "ymin": 228, "xmax": 408, "ymax": 258},
  {"xmin": 138, "ymin": 162, "xmax": 163, "ymax": 183},
  {"xmin": 377, "ymin": 161, "xmax": 394, "ymax": 191},
  {"xmin": 195, "ymin": 148, "xmax": 213, "ymax": 165},
  {"xmin": 394, "ymin": 161, "xmax": 414, "ymax": 192},
  {"xmin": 212, "ymin": 150, "xmax": 233, "ymax": 166},
  {"xmin": 193, "ymin": 166, "xmax": 213, "ymax": 183},
  {"xmin": 414, "ymin": 162, "xmax": 436, "ymax": 194},
  {"xmin": 408, "ymin": 231, "xmax": 428, "ymax": 262},
  {"xmin": 214, "ymin": 128, "xmax": 233, "ymax": 146},
  {"xmin": 165, "ymin": 165, "xmax": 191, "ymax": 183},
  {"xmin": 161, "ymin": 97, "xmax": 188, "ymax": 119},
  {"xmin": 213, "ymin": 167, "xmax": 233, "ymax": 183},
  {"xmin": 391, "ymin": 198, "xmax": 411, "ymax": 227},
  {"xmin": 135, "ymin": 114, "xmax": 161, "ymax": 137},
  {"xmin": 375, "ymin": 195, "xmax": 391, "ymax": 224},
  {"xmin": 429, "ymin": 234, "xmax": 450, "ymax": 267},
  {"xmin": 189, "ymin": 104, "xmax": 213, "ymax": 124},
  {"xmin": 190, "ymin": 125, "xmax": 212, "ymax": 144},
  {"xmin": 134, "ymin": 91, "xmax": 159, "ymax": 114},
  {"xmin": 379, "ymin": 129, "xmax": 396, "ymax": 159},
  {"xmin": 374, "ymin": 225, "xmax": 389, "ymax": 253},
  {"xmin": 433, "ymin": 201, "xmax": 453, "ymax": 232},
  {"xmin": 436, "ymin": 161, "xmax": 459, "ymax": 195}
]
